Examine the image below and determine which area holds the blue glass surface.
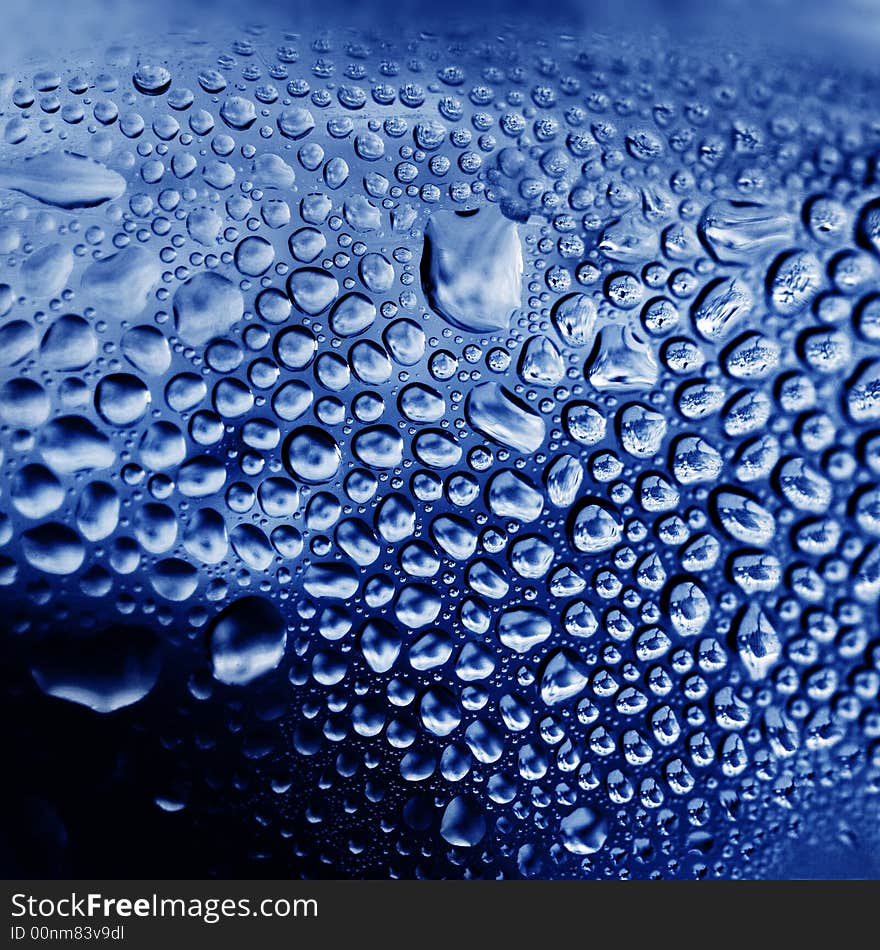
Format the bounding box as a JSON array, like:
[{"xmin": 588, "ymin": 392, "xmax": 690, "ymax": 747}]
[{"xmin": 1, "ymin": 0, "xmax": 879, "ymax": 879}]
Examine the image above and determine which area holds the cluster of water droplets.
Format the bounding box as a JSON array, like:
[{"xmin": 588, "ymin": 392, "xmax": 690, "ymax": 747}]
[{"xmin": 1, "ymin": 21, "xmax": 879, "ymax": 878}]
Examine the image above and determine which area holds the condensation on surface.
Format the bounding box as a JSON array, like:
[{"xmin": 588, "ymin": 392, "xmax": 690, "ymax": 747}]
[{"xmin": 2, "ymin": 5, "xmax": 880, "ymax": 879}]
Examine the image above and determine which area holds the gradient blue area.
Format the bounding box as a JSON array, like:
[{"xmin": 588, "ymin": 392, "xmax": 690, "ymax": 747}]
[{"xmin": 1, "ymin": 0, "xmax": 879, "ymax": 880}]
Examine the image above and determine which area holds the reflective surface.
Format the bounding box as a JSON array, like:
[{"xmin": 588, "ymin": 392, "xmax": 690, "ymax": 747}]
[{"xmin": 2, "ymin": 1, "xmax": 880, "ymax": 879}]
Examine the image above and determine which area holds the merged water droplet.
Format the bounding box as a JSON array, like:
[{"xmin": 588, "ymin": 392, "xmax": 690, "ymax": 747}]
[
  {"xmin": 31, "ymin": 625, "xmax": 162, "ymax": 713},
  {"xmin": 209, "ymin": 596, "xmax": 286, "ymax": 686},
  {"xmin": 173, "ymin": 272, "xmax": 244, "ymax": 346},
  {"xmin": 422, "ymin": 206, "xmax": 522, "ymax": 332}
]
